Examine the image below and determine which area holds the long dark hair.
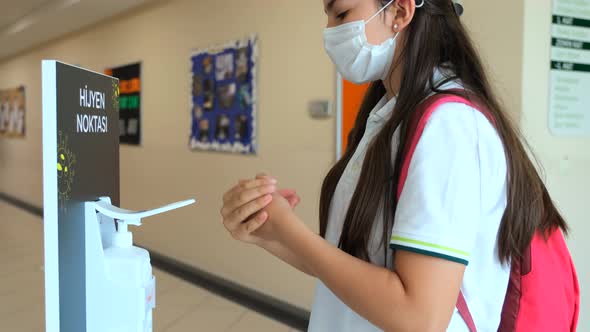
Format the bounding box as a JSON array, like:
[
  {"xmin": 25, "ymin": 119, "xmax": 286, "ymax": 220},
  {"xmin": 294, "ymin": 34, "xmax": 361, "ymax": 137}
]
[{"xmin": 319, "ymin": 0, "xmax": 567, "ymax": 264}]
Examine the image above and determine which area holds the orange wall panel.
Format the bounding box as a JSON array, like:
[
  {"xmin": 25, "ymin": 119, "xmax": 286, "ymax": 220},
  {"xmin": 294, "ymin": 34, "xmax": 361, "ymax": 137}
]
[{"xmin": 341, "ymin": 80, "xmax": 369, "ymax": 152}]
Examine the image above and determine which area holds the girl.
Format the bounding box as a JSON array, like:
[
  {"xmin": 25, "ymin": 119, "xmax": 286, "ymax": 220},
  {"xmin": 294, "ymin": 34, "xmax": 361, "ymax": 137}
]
[{"xmin": 220, "ymin": 0, "xmax": 571, "ymax": 331}]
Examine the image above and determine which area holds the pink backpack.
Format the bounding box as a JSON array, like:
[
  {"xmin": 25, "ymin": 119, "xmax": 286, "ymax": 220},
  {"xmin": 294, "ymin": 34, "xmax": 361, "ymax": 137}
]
[{"xmin": 396, "ymin": 92, "xmax": 580, "ymax": 331}]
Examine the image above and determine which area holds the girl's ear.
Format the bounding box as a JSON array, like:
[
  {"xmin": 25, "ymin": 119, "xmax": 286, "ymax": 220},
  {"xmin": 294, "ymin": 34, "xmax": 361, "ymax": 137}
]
[{"xmin": 391, "ymin": 0, "xmax": 416, "ymax": 32}]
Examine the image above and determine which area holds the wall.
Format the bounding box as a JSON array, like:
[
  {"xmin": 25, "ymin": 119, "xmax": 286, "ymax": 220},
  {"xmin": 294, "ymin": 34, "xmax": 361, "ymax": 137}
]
[
  {"xmin": 0, "ymin": 0, "xmax": 333, "ymax": 309},
  {"xmin": 522, "ymin": 0, "xmax": 589, "ymax": 328},
  {"xmin": 2, "ymin": 0, "xmax": 569, "ymax": 316},
  {"xmin": 462, "ymin": 0, "xmax": 524, "ymax": 121}
]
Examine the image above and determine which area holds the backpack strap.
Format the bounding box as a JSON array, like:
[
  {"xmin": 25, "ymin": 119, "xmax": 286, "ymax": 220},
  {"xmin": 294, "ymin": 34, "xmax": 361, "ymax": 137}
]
[
  {"xmin": 457, "ymin": 292, "xmax": 478, "ymax": 332},
  {"xmin": 397, "ymin": 90, "xmax": 493, "ymax": 332},
  {"xmin": 396, "ymin": 90, "xmax": 494, "ymax": 198}
]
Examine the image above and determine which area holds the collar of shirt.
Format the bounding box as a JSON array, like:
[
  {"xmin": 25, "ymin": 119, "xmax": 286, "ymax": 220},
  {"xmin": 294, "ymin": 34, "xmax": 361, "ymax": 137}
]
[{"xmin": 368, "ymin": 67, "xmax": 462, "ymax": 124}]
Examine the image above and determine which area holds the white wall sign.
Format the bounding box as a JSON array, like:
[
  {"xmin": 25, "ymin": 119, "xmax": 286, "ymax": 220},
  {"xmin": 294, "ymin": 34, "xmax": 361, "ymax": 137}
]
[{"xmin": 549, "ymin": 0, "xmax": 590, "ymax": 136}]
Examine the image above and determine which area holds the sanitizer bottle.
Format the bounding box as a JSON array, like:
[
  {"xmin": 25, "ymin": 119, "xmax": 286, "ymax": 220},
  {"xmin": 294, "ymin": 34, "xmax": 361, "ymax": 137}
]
[
  {"xmin": 85, "ymin": 197, "xmax": 195, "ymax": 332},
  {"xmin": 103, "ymin": 219, "xmax": 156, "ymax": 332}
]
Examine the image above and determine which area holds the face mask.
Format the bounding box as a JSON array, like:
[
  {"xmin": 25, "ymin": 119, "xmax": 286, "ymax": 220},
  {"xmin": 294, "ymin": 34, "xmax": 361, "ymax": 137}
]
[{"xmin": 323, "ymin": 0, "xmax": 399, "ymax": 84}]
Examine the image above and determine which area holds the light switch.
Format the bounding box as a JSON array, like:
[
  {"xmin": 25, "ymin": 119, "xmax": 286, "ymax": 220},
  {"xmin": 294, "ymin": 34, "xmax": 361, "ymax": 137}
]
[
  {"xmin": 308, "ymin": 100, "xmax": 332, "ymax": 119},
  {"xmin": 559, "ymin": 155, "xmax": 570, "ymax": 175}
]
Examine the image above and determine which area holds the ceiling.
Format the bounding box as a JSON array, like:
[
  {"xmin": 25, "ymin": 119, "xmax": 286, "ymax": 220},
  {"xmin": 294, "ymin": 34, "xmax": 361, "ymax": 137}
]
[
  {"xmin": 0, "ymin": 0, "xmax": 154, "ymax": 61},
  {"xmin": 0, "ymin": 0, "xmax": 48, "ymax": 29}
]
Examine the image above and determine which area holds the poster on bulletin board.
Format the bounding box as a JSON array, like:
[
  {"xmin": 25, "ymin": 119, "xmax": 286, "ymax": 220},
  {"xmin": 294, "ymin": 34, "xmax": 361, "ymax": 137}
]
[
  {"xmin": 105, "ymin": 63, "xmax": 141, "ymax": 145},
  {"xmin": 0, "ymin": 86, "xmax": 26, "ymax": 138},
  {"xmin": 549, "ymin": 0, "xmax": 590, "ymax": 136},
  {"xmin": 189, "ymin": 35, "xmax": 258, "ymax": 154},
  {"xmin": 336, "ymin": 74, "xmax": 370, "ymax": 159}
]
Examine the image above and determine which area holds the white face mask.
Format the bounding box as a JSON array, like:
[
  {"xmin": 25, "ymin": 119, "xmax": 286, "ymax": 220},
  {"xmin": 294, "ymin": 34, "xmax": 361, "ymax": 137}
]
[{"xmin": 323, "ymin": 0, "xmax": 399, "ymax": 84}]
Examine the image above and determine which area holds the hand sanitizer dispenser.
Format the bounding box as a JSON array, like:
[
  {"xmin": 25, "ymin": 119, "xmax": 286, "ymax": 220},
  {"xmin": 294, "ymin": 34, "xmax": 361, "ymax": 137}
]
[{"xmin": 84, "ymin": 197, "xmax": 195, "ymax": 332}]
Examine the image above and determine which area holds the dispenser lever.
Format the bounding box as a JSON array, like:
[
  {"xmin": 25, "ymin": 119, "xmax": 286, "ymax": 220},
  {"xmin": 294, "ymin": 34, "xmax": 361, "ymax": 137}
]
[{"xmin": 94, "ymin": 198, "xmax": 196, "ymax": 225}]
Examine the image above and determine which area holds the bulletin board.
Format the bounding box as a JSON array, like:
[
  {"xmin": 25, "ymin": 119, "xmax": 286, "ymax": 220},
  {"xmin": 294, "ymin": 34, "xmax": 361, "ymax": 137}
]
[
  {"xmin": 336, "ymin": 74, "xmax": 370, "ymax": 159},
  {"xmin": 104, "ymin": 63, "xmax": 141, "ymax": 145},
  {"xmin": 189, "ymin": 35, "xmax": 258, "ymax": 154},
  {"xmin": 0, "ymin": 86, "xmax": 26, "ymax": 138}
]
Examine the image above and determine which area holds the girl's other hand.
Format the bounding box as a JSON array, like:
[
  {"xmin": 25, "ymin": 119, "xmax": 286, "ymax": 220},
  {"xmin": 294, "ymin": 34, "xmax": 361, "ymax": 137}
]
[
  {"xmin": 254, "ymin": 174, "xmax": 301, "ymax": 209},
  {"xmin": 276, "ymin": 188, "xmax": 301, "ymax": 208},
  {"xmin": 251, "ymin": 192, "xmax": 299, "ymax": 244}
]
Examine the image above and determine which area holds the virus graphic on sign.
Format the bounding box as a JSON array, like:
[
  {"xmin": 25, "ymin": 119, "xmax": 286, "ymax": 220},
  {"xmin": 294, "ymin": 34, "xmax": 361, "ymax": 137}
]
[
  {"xmin": 57, "ymin": 131, "xmax": 76, "ymax": 209},
  {"xmin": 112, "ymin": 79, "xmax": 119, "ymax": 111}
]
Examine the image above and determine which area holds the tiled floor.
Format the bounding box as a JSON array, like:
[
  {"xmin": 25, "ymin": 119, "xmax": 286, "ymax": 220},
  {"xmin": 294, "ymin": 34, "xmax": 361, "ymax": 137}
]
[{"xmin": 0, "ymin": 201, "xmax": 299, "ymax": 331}]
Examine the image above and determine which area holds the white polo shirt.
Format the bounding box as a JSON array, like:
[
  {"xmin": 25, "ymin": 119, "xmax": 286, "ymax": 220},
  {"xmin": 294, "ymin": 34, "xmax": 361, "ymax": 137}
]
[{"xmin": 308, "ymin": 73, "xmax": 510, "ymax": 331}]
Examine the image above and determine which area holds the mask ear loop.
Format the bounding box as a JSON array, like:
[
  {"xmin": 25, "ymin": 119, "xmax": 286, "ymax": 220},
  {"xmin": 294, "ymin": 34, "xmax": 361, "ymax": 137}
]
[
  {"xmin": 367, "ymin": 0, "xmax": 425, "ymax": 24},
  {"xmin": 365, "ymin": 0, "xmax": 401, "ymax": 48},
  {"xmin": 366, "ymin": 0, "xmax": 396, "ymax": 23}
]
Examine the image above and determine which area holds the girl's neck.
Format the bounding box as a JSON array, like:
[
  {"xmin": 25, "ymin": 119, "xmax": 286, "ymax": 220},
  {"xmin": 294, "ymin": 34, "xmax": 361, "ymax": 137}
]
[{"xmin": 383, "ymin": 64, "xmax": 403, "ymax": 101}]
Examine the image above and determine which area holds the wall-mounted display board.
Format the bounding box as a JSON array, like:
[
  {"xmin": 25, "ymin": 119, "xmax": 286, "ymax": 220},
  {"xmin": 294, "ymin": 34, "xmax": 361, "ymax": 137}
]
[
  {"xmin": 0, "ymin": 86, "xmax": 26, "ymax": 138},
  {"xmin": 105, "ymin": 63, "xmax": 141, "ymax": 145},
  {"xmin": 549, "ymin": 0, "xmax": 590, "ymax": 136},
  {"xmin": 189, "ymin": 35, "xmax": 258, "ymax": 154}
]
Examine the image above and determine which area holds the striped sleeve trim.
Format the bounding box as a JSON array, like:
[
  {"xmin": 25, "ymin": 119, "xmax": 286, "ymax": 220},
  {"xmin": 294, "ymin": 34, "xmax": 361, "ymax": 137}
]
[
  {"xmin": 390, "ymin": 235, "xmax": 470, "ymax": 265},
  {"xmin": 389, "ymin": 243, "xmax": 469, "ymax": 265}
]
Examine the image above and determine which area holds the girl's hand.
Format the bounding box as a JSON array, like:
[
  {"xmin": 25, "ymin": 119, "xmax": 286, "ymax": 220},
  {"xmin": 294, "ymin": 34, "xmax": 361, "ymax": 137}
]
[
  {"xmin": 276, "ymin": 188, "xmax": 301, "ymax": 209},
  {"xmin": 246, "ymin": 175, "xmax": 301, "ymax": 209},
  {"xmin": 220, "ymin": 176, "xmax": 277, "ymax": 246},
  {"xmin": 254, "ymin": 174, "xmax": 300, "ymax": 209},
  {"xmin": 220, "ymin": 174, "xmax": 300, "ymax": 245},
  {"xmin": 252, "ymin": 192, "xmax": 299, "ymax": 243}
]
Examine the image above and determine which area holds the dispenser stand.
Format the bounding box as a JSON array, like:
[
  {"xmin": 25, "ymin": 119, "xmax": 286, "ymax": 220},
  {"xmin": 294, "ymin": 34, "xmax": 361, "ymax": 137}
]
[{"xmin": 42, "ymin": 61, "xmax": 195, "ymax": 332}]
